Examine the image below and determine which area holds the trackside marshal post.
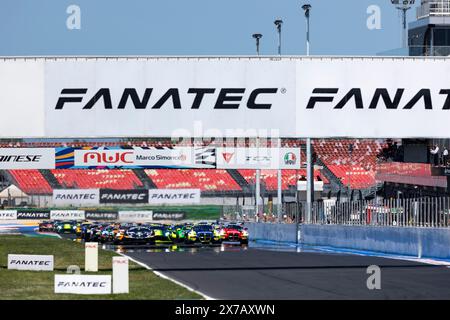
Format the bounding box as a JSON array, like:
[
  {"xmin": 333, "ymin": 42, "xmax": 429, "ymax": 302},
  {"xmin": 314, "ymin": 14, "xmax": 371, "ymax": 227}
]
[{"xmin": 85, "ymin": 242, "xmax": 98, "ymax": 272}]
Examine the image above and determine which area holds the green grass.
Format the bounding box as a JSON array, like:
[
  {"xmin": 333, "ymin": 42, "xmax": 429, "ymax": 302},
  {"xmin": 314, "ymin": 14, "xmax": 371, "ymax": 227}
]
[{"xmin": 0, "ymin": 235, "xmax": 202, "ymax": 300}]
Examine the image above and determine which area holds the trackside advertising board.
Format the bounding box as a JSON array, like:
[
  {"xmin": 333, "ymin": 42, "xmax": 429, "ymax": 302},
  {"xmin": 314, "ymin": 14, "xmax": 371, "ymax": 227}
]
[
  {"xmin": 50, "ymin": 210, "xmax": 85, "ymax": 220},
  {"xmin": 99, "ymin": 189, "xmax": 148, "ymax": 204},
  {"xmin": 0, "ymin": 148, "xmax": 55, "ymax": 169},
  {"xmin": 54, "ymin": 275, "xmax": 111, "ymax": 294},
  {"xmin": 17, "ymin": 210, "xmax": 50, "ymax": 220},
  {"xmin": 53, "ymin": 189, "xmax": 100, "ymax": 206},
  {"xmin": 0, "ymin": 210, "xmax": 17, "ymax": 220},
  {"xmin": 148, "ymin": 189, "xmax": 201, "ymax": 204},
  {"xmin": 8, "ymin": 254, "xmax": 54, "ymax": 271},
  {"xmin": 216, "ymin": 147, "xmax": 300, "ymax": 169},
  {"xmin": 118, "ymin": 211, "xmax": 153, "ymax": 222},
  {"xmin": 2, "ymin": 57, "xmax": 450, "ymax": 138}
]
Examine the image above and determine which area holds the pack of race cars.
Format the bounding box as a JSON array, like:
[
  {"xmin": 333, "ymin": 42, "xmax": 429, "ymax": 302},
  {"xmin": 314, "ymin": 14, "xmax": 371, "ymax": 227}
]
[{"xmin": 38, "ymin": 220, "xmax": 249, "ymax": 245}]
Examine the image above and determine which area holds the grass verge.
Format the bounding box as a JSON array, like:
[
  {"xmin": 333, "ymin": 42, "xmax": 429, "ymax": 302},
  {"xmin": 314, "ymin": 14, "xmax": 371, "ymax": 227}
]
[{"xmin": 0, "ymin": 235, "xmax": 202, "ymax": 300}]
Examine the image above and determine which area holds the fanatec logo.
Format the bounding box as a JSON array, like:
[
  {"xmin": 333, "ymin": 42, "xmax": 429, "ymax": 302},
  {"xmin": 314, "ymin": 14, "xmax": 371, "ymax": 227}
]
[
  {"xmin": 55, "ymin": 88, "xmax": 280, "ymax": 110},
  {"xmin": 306, "ymin": 88, "xmax": 450, "ymax": 109}
]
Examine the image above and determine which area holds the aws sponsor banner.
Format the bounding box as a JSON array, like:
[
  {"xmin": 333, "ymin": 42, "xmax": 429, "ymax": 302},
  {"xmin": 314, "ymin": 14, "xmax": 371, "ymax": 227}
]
[
  {"xmin": 50, "ymin": 210, "xmax": 85, "ymax": 220},
  {"xmin": 0, "ymin": 148, "xmax": 55, "ymax": 169},
  {"xmin": 118, "ymin": 211, "xmax": 153, "ymax": 222},
  {"xmin": 53, "ymin": 189, "xmax": 100, "ymax": 206},
  {"xmin": 148, "ymin": 189, "xmax": 201, "ymax": 204},
  {"xmin": 0, "ymin": 210, "xmax": 17, "ymax": 220},
  {"xmin": 8, "ymin": 254, "xmax": 54, "ymax": 271},
  {"xmin": 17, "ymin": 210, "xmax": 50, "ymax": 220},
  {"xmin": 85, "ymin": 210, "xmax": 118, "ymax": 220},
  {"xmin": 216, "ymin": 147, "xmax": 300, "ymax": 169},
  {"xmin": 54, "ymin": 275, "xmax": 111, "ymax": 294},
  {"xmin": 152, "ymin": 212, "xmax": 186, "ymax": 221},
  {"xmin": 100, "ymin": 189, "xmax": 148, "ymax": 204}
]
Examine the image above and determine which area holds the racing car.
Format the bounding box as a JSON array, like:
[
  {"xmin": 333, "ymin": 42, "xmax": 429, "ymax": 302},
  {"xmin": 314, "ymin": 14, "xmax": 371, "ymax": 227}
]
[
  {"xmin": 185, "ymin": 224, "xmax": 221, "ymax": 244},
  {"xmin": 38, "ymin": 221, "xmax": 54, "ymax": 232},
  {"xmin": 220, "ymin": 224, "xmax": 249, "ymax": 244},
  {"xmin": 54, "ymin": 220, "xmax": 77, "ymax": 234},
  {"xmin": 114, "ymin": 226, "xmax": 154, "ymax": 245},
  {"xmin": 168, "ymin": 224, "xmax": 188, "ymax": 243}
]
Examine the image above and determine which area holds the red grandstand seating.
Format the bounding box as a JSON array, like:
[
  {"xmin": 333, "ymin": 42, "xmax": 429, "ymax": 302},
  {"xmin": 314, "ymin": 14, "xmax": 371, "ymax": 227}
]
[
  {"xmin": 376, "ymin": 162, "xmax": 431, "ymax": 176},
  {"xmin": 145, "ymin": 169, "xmax": 242, "ymax": 191},
  {"xmin": 326, "ymin": 165, "xmax": 376, "ymax": 190},
  {"xmin": 51, "ymin": 169, "xmax": 143, "ymax": 189},
  {"xmin": 238, "ymin": 169, "xmax": 328, "ymax": 191},
  {"xmin": 9, "ymin": 170, "xmax": 53, "ymax": 194}
]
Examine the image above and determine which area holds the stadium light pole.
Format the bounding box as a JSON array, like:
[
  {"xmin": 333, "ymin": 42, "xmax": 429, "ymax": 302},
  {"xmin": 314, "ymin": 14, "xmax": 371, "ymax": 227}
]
[
  {"xmin": 274, "ymin": 19, "xmax": 283, "ymax": 222},
  {"xmin": 303, "ymin": 3, "xmax": 313, "ymax": 224},
  {"xmin": 390, "ymin": 0, "xmax": 415, "ymax": 49},
  {"xmin": 252, "ymin": 33, "xmax": 263, "ymax": 219}
]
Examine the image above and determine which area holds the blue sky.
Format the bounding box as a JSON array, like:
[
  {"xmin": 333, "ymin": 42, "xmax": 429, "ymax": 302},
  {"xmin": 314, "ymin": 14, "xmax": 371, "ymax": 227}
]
[{"xmin": 0, "ymin": 0, "xmax": 419, "ymax": 56}]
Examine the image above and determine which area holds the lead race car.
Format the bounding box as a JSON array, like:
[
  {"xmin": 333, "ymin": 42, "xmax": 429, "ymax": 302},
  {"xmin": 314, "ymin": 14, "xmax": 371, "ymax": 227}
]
[
  {"xmin": 185, "ymin": 224, "xmax": 221, "ymax": 244},
  {"xmin": 114, "ymin": 226, "xmax": 154, "ymax": 245},
  {"xmin": 220, "ymin": 223, "xmax": 249, "ymax": 245}
]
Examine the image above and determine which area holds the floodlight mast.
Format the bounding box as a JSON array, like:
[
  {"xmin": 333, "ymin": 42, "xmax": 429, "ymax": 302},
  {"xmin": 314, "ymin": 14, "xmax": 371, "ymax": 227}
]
[
  {"xmin": 274, "ymin": 19, "xmax": 283, "ymax": 222},
  {"xmin": 274, "ymin": 19, "xmax": 283, "ymax": 55},
  {"xmin": 391, "ymin": 0, "xmax": 415, "ymax": 48},
  {"xmin": 252, "ymin": 33, "xmax": 263, "ymax": 56}
]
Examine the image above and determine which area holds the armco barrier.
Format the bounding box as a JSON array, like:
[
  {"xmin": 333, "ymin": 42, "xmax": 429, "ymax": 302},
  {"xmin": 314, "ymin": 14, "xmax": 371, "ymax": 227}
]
[
  {"xmin": 245, "ymin": 222, "xmax": 450, "ymax": 259},
  {"xmin": 301, "ymin": 224, "xmax": 450, "ymax": 259},
  {"xmin": 245, "ymin": 222, "xmax": 298, "ymax": 243}
]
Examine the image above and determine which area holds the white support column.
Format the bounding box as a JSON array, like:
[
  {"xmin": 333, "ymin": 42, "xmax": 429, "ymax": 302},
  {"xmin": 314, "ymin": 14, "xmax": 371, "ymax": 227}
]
[
  {"xmin": 277, "ymin": 138, "xmax": 282, "ymax": 222},
  {"xmin": 255, "ymin": 138, "xmax": 261, "ymax": 218},
  {"xmin": 306, "ymin": 138, "xmax": 312, "ymax": 223}
]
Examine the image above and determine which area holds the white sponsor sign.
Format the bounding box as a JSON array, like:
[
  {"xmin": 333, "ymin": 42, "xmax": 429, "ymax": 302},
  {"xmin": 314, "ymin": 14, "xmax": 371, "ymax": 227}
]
[
  {"xmin": 53, "ymin": 189, "xmax": 99, "ymax": 206},
  {"xmin": 8, "ymin": 254, "xmax": 54, "ymax": 271},
  {"xmin": 113, "ymin": 257, "xmax": 129, "ymax": 294},
  {"xmin": 85, "ymin": 242, "xmax": 98, "ymax": 272},
  {"xmin": 148, "ymin": 189, "xmax": 201, "ymax": 204},
  {"xmin": 73, "ymin": 147, "xmax": 215, "ymax": 168},
  {"xmin": 2, "ymin": 57, "xmax": 450, "ymax": 138},
  {"xmin": 50, "ymin": 210, "xmax": 85, "ymax": 220},
  {"xmin": 0, "ymin": 210, "xmax": 17, "ymax": 220},
  {"xmin": 0, "ymin": 148, "xmax": 55, "ymax": 169},
  {"xmin": 54, "ymin": 275, "xmax": 111, "ymax": 294},
  {"xmin": 216, "ymin": 147, "xmax": 300, "ymax": 169},
  {"xmin": 118, "ymin": 211, "xmax": 153, "ymax": 222}
]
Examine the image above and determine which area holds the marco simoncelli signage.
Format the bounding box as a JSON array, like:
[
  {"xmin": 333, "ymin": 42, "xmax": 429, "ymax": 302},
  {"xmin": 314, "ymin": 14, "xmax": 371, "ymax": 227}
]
[
  {"xmin": 100, "ymin": 189, "xmax": 148, "ymax": 204},
  {"xmin": 50, "ymin": 210, "xmax": 85, "ymax": 220},
  {"xmin": 148, "ymin": 189, "xmax": 201, "ymax": 204},
  {"xmin": 216, "ymin": 147, "xmax": 301, "ymax": 169},
  {"xmin": 53, "ymin": 189, "xmax": 99, "ymax": 206},
  {"xmin": 8, "ymin": 254, "xmax": 54, "ymax": 271},
  {"xmin": 54, "ymin": 146, "xmax": 216, "ymax": 169},
  {"xmin": 54, "ymin": 275, "xmax": 111, "ymax": 294},
  {"xmin": 17, "ymin": 210, "xmax": 50, "ymax": 220},
  {"xmin": 0, "ymin": 148, "xmax": 55, "ymax": 169},
  {"xmin": 118, "ymin": 211, "xmax": 153, "ymax": 222},
  {"xmin": 0, "ymin": 210, "xmax": 17, "ymax": 220}
]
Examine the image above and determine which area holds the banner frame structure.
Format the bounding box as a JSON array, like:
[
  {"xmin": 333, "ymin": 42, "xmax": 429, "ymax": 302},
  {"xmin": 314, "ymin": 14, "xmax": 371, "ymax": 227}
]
[{"xmin": 1, "ymin": 56, "xmax": 450, "ymax": 139}]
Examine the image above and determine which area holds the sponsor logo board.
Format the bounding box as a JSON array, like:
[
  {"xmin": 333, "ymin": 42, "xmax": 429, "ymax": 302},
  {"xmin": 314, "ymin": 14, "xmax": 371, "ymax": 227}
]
[
  {"xmin": 84, "ymin": 211, "xmax": 118, "ymax": 220},
  {"xmin": 99, "ymin": 189, "xmax": 149, "ymax": 204},
  {"xmin": 152, "ymin": 212, "xmax": 186, "ymax": 221},
  {"xmin": 8, "ymin": 254, "xmax": 54, "ymax": 271},
  {"xmin": 50, "ymin": 210, "xmax": 85, "ymax": 220},
  {"xmin": 148, "ymin": 189, "xmax": 201, "ymax": 204},
  {"xmin": 17, "ymin": 210, "xmax": 50, "ymax": 220},
  {"xmin": 0, "ymin": 210, "xmax": 17, "ymax": 220},
  {"xmin": 54, "ymin": 275, "xmax": 111, "ymax": 294},
  {"xmin": 53, "ymin": 189, "xmax": 99, "ymax": 206},
  {"xmin": 0, "ymin": 148, "xmax": 55, "ymax": 169},
  {"xmin": 216, "ymin": 148, "xmax": 300, "ymax": 169},
  {"xmin": 118, "ymin": 211, "xmax": 153, "ymax": 222}
]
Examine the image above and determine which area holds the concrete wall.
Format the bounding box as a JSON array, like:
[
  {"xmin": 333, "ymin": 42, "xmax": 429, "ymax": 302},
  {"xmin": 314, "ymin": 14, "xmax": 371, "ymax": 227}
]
[
  {"xmin": 246, "ymin": 222, "xmax": 450, "ymax": 259},
  {"xmin": 245, "ymin": 222, "xmax": 298, "ymax": 243}
]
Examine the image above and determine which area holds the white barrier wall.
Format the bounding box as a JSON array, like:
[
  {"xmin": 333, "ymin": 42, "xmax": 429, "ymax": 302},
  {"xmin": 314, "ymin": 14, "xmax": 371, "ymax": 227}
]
[{"xmin": 1, "ymin": 57, "xmax": 450, "ymax": 138}]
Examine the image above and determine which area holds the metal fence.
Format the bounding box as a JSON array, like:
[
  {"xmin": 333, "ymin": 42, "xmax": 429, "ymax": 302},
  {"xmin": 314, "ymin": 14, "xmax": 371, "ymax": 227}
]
[{"xmin": 235, "ymin": 197, "xmax": 450, "ymax": 228}]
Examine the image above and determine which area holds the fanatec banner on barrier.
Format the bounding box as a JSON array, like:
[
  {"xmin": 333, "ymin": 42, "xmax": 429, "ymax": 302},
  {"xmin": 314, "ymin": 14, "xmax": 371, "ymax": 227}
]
[
  {"xmin": 99, "ymin": 189, "xmax": 149, "ymax": 204},
  {"xmin": 148, "ymin": 189, "xmax": 201, "ymax": 204},
  {"xmin": 0, "ymin": 210, "xmax": 17, "ymax": 220},
  {"xmin": 2, "ymin": 57, "xmax": 450, "ymax": 138},
  {"xmin": 0, "ymin": 148, "xmax": 55, "ymax": 169},
  {"xmin": 216, "ymin": 147, "xmax": 301, "ymax": 169},
  {"xmin": 53, "ymin": 189, "xmax": 100, "ymax": 206}
]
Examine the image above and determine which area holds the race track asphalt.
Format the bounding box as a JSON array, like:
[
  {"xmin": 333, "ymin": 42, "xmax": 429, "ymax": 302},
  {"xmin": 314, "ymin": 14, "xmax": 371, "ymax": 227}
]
[{"xmin": 125, "ymin": 246, "xmax": 450, "ymax": 300}]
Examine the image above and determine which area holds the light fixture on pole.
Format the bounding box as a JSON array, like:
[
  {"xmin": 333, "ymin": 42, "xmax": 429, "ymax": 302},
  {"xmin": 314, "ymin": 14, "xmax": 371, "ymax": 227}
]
[
  {"xmin": 252, "ymin": 33, "xmax": 263, "ymax": 55},
  {"xmin": 390, "ymin": 0, "xmax": 415, "ymax": 48},
  {"xmin": 274, "ymin": 19, "xmax": 283, "ymax": 55}
]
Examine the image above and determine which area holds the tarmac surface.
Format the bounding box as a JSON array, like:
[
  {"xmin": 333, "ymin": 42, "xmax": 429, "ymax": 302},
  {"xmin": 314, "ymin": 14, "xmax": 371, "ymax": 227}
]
[{"xmin": 122, "ymin": 243, "xmax": 450, "ymax": 300}]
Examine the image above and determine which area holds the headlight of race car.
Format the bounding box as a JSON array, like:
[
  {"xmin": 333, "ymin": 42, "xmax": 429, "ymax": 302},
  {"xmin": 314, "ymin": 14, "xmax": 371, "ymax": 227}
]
[
  {"xmin": 242, "ymin": 230, "xmax": 249, "ymax": 237},
  {"xmin": 189, "ymin": 231, "xmax": 196, "ymax": 236},
  {"xmin": 213, "ymin": 230, "xmax": 220, "ymax": 237}
]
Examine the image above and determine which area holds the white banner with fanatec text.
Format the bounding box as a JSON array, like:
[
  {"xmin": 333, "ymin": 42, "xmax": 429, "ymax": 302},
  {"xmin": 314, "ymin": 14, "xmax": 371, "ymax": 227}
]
[
  {"xmin": 0, "ymin": 148, "xmax": 55, "ymax": 169},
  {"xmin": 54, "ymin": 275, "xmax": 111, "ymax": 294},
  {"xmin": 8, "ymin": 254, "xmax": 54, "ymax": 271},
  {"xmin": 2, "ymin": 57, "xmax": 450, "ymax": 138},
  {"xmin": 216, "ymin": 147, "xmax": 301, "ymax": 169},
  {"xmin": 50, "ymin": 210, "xmax": 85, "ymax": 220},
  {"xmin": 148, "ymin": 189, "xmax": 201, "ymax": 204},
  {"xmin": 0, "ymin": 210, "xmax": 17, "ymax": 220},
  {"xmin": 53, "ymin": 189, "xmax": 100, "ymax": 206}
]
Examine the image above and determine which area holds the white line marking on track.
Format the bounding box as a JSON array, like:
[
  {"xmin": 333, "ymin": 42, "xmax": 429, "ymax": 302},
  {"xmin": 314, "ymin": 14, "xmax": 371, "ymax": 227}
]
[{"xmin": 119, "ymin": 252, "xmax": 214, "ymax": 300}]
